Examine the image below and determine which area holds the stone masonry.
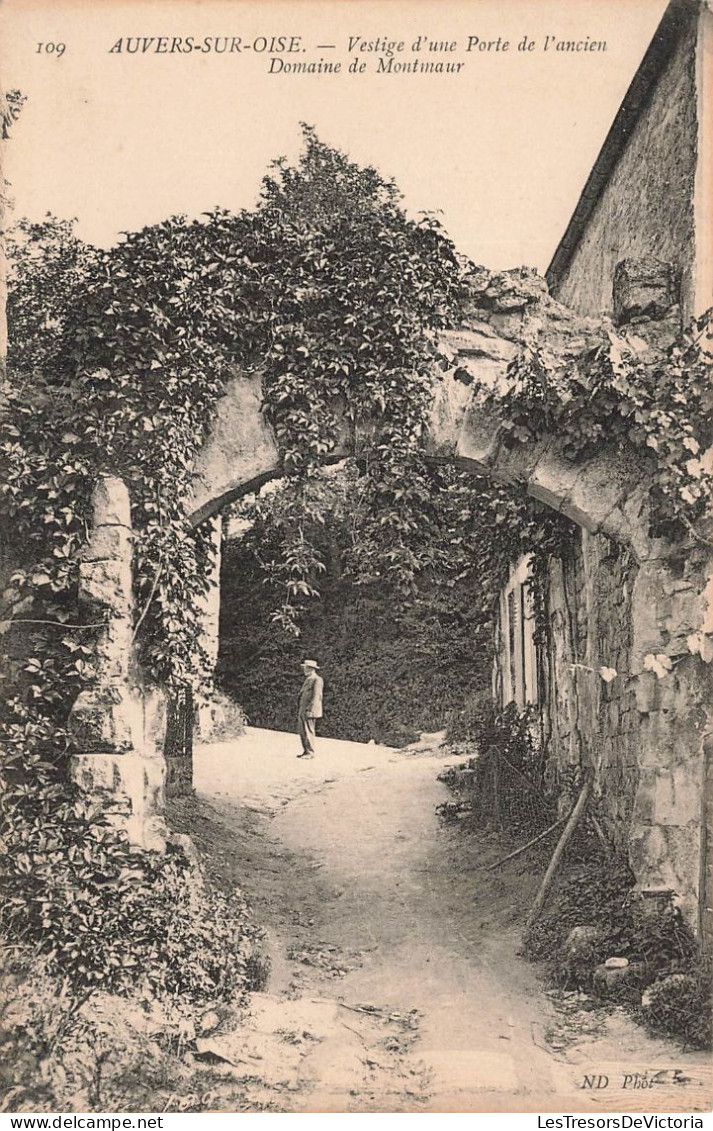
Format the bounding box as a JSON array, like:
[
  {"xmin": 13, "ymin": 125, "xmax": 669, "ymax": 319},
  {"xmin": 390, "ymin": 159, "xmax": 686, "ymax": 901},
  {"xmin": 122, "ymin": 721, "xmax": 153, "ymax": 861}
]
[
  {"xmin": 547, "ymin": 0, "xmax": 700, "ymax": 321},
  {"xmin": 68, "ymin": 476, "xmax": 167, "ymax": 851}
]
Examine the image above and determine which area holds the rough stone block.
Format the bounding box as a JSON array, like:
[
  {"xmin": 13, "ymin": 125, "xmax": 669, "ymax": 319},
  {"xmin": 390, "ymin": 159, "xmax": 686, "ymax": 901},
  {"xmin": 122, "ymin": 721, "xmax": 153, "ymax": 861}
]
[
  {"xmin": 593, "ymin": 961, "xmax": 645, "ymax": 1001},
  {"xmin": 92, "ymin": 475, "xmax": 132, "ymax": 529},
  {"xmin": 564, "ymin": 925, "xmax": 603, "ymax": 962},
  {"xmin": 665, "ymin": 586, "xmax": 708, "ymax": 655},
  {"xmin": 139, "ymin": 685, "xmax": 168, "ymax": 751},
  {"xmin": 78, "ymin": 559, "xmax": 132, "ymax": 615},
  {"xmin": 527, "ymin": 449, "xmax": 582, "ymax": 514},
  {"xmin": 488, "ymin": 312, "xmax": 526, "ymax": 341},
  {"xmin": 101, "ymin": 617, "xmax": 134, "ymax": 654},
  {"xmin": 70, "ymin": 750, "xmax": 167, "ymax": 851},
  {"xmin": 453, "ymin": 353, "xmax": 512, "ymax": 394},
  {"xmin": 68, "ymin": 684, "xmax": 141, "ymax": 754},
  {"xmin": 628, "ymin": 827, "xmax": 669, "ymax": 898},
  {"xmin": 653, "ymin": 765, "xmax": 701, "ymax": 826},
  {"xmin": 486, "ymin": 434, "xmax": 548, "ymax": 487},
  {"xmin": 630, "ymin": 566, "xmax": 668, "ymax": 664},
  {"xmin": 629, "ymin": 824, "xmax": 700, "ymax": 929},
  {"xmin": 613, "ymin": 258, "xmax": 680, "ymax": 325},
  {"xmin": 83, "ymin": 523, "xmax": 132, "ymax": 563},
  {"xmin": 440, "ymin": 324, "xmax": 518, "ymax": 365},
  {"xmin": 629, "ymin": 887, "xmax": 675, "ymax": 918},
  {"xmin": 627, "ymin": 307, "xmax": 681, "ymax": 352},
  {"xmin": 635, "ymin": 671, "xmax": 682, "ymax": 717},
  {"xmin": 427, "ymin": 371, "xmax": 476, "ymax": 458},
  {"xmin": 482, "ymin": 267, "xmax": 549, "ymax": 312},
  {"xmin": 454, "ymin": 402, "xmax": 503, "ymax": 470}
]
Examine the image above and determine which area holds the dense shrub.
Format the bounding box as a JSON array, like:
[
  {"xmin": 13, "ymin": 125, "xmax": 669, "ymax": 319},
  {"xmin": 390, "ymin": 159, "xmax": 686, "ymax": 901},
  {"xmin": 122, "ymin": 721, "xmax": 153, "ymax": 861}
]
[
  {"xmin": 522, "ymin": 854, "xmax": 636, "ymax": 966},
  {"xmin": 444, "ymin": 688, "xmax": 494, "ymax": 747},
  {"xmin": 0, "ymin": 950, "xmax": 269, "ymax": 1113},
  {"xmin": 443, "ymin": 699, "xmax": 552, "ymax": 832},
  {"xmin": 1, "ymin": 739, "xmax": 263, "ymax": 1005},
  {"xmin": 521, "ymin": 847, "xmax": 711, "ymax": 1050},
  {"xmin": 218, "ymin": 526, "xmax": 492, "ymax": 746},
  {"xmin": 2, "ymin": 825, "xmax": 263, "ymax": 1006},
  {"xmin": 446, "ymin": 697, "xmax": 544, "ymax": 777},
  {"xmin": 0, "ymin": 718, "xmax": 265, "ymax": 1109},
  {"xmin": 643, "ymin": 965, "xmax": 713, "ymax": 1051}
]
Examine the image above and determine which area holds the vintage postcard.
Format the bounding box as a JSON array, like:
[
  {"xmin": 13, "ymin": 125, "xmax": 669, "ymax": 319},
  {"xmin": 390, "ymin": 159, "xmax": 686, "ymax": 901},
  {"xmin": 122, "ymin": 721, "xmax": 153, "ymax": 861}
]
[{"xmin": 1, "ymin": 0, "xmax": 712, "ymax": 1118}]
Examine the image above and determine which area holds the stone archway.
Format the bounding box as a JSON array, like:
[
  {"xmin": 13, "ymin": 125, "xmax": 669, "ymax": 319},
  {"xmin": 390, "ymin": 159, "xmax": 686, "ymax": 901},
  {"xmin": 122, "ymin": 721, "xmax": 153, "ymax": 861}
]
[
  {"xmin": 427, "ymin": 367, "xmax": 713, "ymax": 929},
  {"xmin": 186, "ymin": 371, "xmax": 281, "ymax": 528},
  {"xmin": 69, "ymin": 266, "xmax": 713, "ymax": 932}
]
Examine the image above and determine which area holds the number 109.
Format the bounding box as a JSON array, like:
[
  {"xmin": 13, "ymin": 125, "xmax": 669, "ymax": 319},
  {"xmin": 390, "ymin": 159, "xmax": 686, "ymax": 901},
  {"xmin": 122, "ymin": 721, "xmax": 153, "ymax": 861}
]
[{"xmin": 36, "ymin": 42, "xmax": 66, "ymax": 56}]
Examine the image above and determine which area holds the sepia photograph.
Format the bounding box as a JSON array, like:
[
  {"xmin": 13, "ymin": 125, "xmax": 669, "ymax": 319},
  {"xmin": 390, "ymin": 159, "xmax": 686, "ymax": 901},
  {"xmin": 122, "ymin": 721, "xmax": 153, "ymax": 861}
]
[{"xmin": 0, "ymin": 0, "xmax": 712, "ymax": 1117}]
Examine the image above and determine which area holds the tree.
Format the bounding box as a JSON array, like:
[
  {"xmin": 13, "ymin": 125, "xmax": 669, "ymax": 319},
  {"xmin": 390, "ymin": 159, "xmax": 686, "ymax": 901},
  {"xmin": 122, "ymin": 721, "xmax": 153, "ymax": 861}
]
[{"xmin": 6, "ymin": 215, "xmax": 97, "ymax": 381}]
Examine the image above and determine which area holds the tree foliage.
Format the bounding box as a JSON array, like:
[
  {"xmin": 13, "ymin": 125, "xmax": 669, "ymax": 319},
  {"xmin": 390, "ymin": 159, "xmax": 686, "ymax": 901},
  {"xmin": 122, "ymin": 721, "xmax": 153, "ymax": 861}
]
[
  {"xmin": 6, "ymin": 215, "xmax": 96, "ymax": 378},
  {"xmin": 3, "ymin": 126, "xmax": 468, "ymax": 671},
  {"xmin": 218, "ymin": 461, "xmax": 573, "ymax": 741},
  {"xmin": 483, "ymin": 320, "xmax": 713, "ymax": 540}
]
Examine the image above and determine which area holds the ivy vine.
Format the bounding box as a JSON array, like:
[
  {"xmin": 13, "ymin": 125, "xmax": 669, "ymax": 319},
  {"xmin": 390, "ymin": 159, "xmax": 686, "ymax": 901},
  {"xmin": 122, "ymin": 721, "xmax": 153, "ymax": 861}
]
[{"xmin": 483, "ymin": 317, "xmax": 713, "ymax": 542}]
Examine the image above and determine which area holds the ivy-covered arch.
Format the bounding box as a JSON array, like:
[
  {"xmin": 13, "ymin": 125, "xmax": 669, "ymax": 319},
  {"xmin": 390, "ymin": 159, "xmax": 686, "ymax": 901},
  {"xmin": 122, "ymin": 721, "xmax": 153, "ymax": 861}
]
[{"xmin": 178, "ymin": 268, "xmax": 713, "ymax": 931}]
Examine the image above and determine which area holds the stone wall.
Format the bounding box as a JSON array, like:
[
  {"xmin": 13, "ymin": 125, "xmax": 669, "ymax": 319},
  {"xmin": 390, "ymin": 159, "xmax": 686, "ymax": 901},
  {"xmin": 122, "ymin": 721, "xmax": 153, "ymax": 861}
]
[
  {"xmin": 493, "ymin": 528, "xmax": 712, "ymax": 932},
  {"xmin": 550, "ymin": 14, "xmax": 698, "ymax": 320},
  {"xmin": 629, "ymin": 542, "xmax": 713, "ymax": 933},
  {"xmin": 431, "ymin": 268, "xmax": 712, "ymax": 933}
]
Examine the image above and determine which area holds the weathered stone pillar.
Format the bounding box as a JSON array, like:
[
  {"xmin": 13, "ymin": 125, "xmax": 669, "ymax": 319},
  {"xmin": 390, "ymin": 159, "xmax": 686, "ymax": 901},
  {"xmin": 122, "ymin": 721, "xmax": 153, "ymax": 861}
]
[
  {"xmin": 68, "ymin": 475, "xmax": 167, "ymax": 851},
  {"xmin": 199, "ymin": 513, "xmax": 222, "ymax": 676},
  {"xmin": 628, "ymin": 544, "xmax": 713, "ymax": 931}
]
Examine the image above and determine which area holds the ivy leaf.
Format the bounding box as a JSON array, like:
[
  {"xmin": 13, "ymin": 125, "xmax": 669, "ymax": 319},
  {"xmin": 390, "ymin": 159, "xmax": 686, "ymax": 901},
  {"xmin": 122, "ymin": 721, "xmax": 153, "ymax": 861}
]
[
  {"xmin": 687, "ymin": 633, "xmax": 713, "ymax": 664},
  {"xmin": 643, "ymin": 653, "xmax": 673, "ymax": 679}
]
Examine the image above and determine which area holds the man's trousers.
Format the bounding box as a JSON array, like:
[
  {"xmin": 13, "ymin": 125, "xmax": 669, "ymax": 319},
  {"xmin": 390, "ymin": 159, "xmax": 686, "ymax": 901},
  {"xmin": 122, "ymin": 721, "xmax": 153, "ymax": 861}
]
[{"xmin": 298, "ymin": 714, "xmax": 317, "ymax": 756}]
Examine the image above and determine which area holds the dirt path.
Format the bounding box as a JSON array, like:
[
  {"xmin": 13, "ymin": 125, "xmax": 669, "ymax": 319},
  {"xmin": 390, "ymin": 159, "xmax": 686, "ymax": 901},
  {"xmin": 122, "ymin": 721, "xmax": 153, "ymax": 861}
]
[{"xmin": 172, "ymin": 727, "xmax": 711, "ymax": 1114}]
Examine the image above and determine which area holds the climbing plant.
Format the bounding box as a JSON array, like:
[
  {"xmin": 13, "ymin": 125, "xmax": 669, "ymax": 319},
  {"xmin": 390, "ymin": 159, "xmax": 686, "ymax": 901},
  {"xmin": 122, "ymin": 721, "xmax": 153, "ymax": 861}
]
[
  {"xmin": 2, "ymin": 126, "xmax": 468, "ymax": 670},
  {"xmin": 5, "ymin": 131, "xmax": 711, "ymax": 711},
  {"xmin": 0, "ymin": 131, "xmax": 473, "ymax": 1001},
  {"xmin": 6, "ymin": 215, "xmax": 96, "ymax": 379},
  {"xmin": 482, "ymin": 318, "xmax": 713, "ymax": 541}
]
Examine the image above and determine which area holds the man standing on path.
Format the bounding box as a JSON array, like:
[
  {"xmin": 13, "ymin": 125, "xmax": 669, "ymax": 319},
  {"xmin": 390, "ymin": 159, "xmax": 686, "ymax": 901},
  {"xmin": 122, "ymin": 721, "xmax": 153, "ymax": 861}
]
[{"xmin": 297, "ymin": 659, "xmax": 323, "ymax": 759}]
